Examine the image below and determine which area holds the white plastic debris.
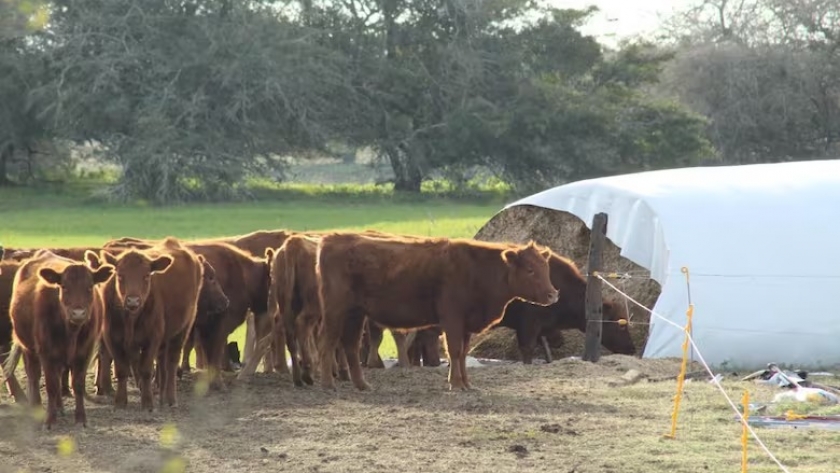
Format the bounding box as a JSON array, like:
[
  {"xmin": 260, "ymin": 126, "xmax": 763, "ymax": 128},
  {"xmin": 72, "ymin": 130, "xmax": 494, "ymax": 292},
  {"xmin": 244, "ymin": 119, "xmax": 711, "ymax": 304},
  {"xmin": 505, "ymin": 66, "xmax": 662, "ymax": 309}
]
[{"xmin": 773, "ymin": 387, "xmax": 840, "ymax": 405}]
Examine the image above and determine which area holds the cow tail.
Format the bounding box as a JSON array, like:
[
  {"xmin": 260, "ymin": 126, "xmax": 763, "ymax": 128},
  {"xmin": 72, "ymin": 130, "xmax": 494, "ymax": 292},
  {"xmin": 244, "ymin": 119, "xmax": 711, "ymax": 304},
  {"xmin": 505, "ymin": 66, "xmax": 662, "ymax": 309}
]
[
  {"xmin": 3, "ymin": 341, "xmax": 22, "ymax": 380},
  {"xmin": 282, "ymin": 242, "xmax": 296, "ymax": 339}
]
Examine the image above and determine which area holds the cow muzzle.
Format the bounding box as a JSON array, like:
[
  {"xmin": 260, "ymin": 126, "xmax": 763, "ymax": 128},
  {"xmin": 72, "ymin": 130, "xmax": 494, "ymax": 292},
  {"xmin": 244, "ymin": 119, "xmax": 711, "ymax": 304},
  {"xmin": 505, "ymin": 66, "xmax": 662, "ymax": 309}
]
[
  {"xmin": 545, "ymin": 289, "xmax": 559, "ymax": 305},
  {"xmin": 69, "ymin": 308, "xmax": 89, "ymax": 324},
  {"xmin": 124, "ymin": 295, "xmax": 142, "ymax": 311}
]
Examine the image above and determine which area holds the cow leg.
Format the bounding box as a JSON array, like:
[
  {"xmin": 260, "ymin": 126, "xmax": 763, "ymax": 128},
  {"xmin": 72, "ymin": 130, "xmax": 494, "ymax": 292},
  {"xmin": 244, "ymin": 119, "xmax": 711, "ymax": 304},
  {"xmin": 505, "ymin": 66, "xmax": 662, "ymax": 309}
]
[
  {"xmin": 394, "ymin": 330, "xmax": 416, "ymax": 368},
  {"xmin": 154, "ymin": 353, "xmax": 164, "ymax": 395},
  {"xmin": 113, "ymin": 354, "xmax": 130, "ymax": 409},
  {"xmin": 1, "ymin": 346, "xmax": 27, "ymax": 403},
  {"xmin": 297, "ymin": 312, "xmax": 317, "ymax": 385},
  {"xmin": 61, "ymin": 367, "xmax": 71, "ymax": 397},
  {"xmin": 23, "ymin": 351, "xmax": 42, "ymax": 406},
  {"xmin": 164, "ymin": 332, "xmax": 188, "ymax": 407},
  {"xmin": 341, "ymin": 314, "xmax": 370, "ymax": 391},
  {"xmin": 275, "ymin": 318, "xmax": 293, "ymax": 374},
  {"xmin": 41, "ymin": 359, "xmax": 62, "ymax": 429},
  {"xmin": 195, "ymin": 338, "xmax": 207, "ymax": 370},
  {"xmin": 363, "ymin": 321, "xmax": 385, "ymax": 368},
  {"xmin": 138, "ymin": 345, "xmax": 159, "ymax": 412},
  {"xmin": 514, "ymin": 323, "xmax": 541, "ymax": 365},
  {"xmin": 254, "ymin": 311, "xmax": 280, "ymax": 374},
  {"xmin": 459, "ymin": 332, "xmax": 474, "ymax": 390},
  {"xmin": 420, "ymin": 331, "xmax": 442, "ymax": 367},
  {"xmin": 70, "ymin": 355, "xmax": 89, "ymax": 427},
  {"xmin": 204, "ymin": 326, "xmax": 228, "ymax": 390},
  {"xmin": 334, "ymin": 347, "xmax": 350, "ymax": 381},
  {"xmin": 283, "ymin": 309, "xmax": 304, "ymax": 387},
  {"xmin": 156, "ymin": 351, "xmax": 166, "ymax": 407},
  {"xmin": 408, "ymin": 337, "xmax": 421, "ymax": 367},
  {"xmin": 180, "ymin": 329, "xmax": 195, "ymax": 376},
  {"xmin": 540, "ymin": 336, "xmax": 553, "ymax": 363},
  {"xmin": 441, "ymin": 325, "xmax": 466, "ymax": 391},
  {"xmin": 95, "ymin": 344, "xmax": 114, "ymax": 396},
  {"xmin": 242, "ymin": 312, "xmax": 257, "ymax": 371}
]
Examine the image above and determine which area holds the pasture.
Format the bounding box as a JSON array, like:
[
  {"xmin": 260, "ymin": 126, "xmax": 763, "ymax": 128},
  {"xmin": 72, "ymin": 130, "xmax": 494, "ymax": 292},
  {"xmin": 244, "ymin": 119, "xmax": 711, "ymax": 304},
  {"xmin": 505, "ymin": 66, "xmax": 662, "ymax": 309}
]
[{"xmin": 1, "ymin": 179, "xmax": 837, "ymax": 473}]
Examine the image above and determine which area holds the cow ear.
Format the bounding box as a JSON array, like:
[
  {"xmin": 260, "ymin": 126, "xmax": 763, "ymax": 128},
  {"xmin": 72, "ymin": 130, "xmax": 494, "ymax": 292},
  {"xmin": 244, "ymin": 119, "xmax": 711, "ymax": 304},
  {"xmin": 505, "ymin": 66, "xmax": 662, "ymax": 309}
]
[
  {"xmin": 100, "ymin": 250, "xmax": 118, "ymax": 266},
  {"xmin": 501, "ymin": 248, "xmax": 519, "ymax": 265},
  {"xmin": 92, "ymin": 265, "xmax": 115, "ymax": 285},
  {"xmin": 150, "ymin": 255, "xmax": 173, "ymax": 274},
  {"xmin": 38, "ymin": 267, "xmax": 63, "ymax": 286},
  {"xmin": 84, "ymin": 250, "xmax": 102, "ymax": 269}
]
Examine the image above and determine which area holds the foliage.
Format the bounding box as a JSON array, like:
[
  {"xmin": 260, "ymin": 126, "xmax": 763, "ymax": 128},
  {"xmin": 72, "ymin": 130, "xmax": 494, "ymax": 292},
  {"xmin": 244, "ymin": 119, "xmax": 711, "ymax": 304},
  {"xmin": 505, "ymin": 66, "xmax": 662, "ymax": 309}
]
[
  {"xmin": 2, "ymin": 0, "xmax": 717, "ymax": 202},
  {"xmin": 34, "ymin": 0, "xmax": 361, "ymax": 202},
  {"xmin": 658, "ymin": 0, "xmax": 840, "ymax": 163}
]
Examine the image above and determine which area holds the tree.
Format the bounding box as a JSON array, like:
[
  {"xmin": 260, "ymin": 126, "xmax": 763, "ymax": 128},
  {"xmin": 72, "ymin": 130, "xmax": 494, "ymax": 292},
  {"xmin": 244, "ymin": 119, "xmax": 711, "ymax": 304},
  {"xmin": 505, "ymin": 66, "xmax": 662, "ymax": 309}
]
[
  {"xmin": 0, "ymin": 1, "xmax": 56, "ymax": 186},
  {"xmin": 658, "ymin": 0, "xmax": 840, "ymax": 163},
  {"xmin": 34, "ymin": 0, "xmax": 360, "ymax": 203}
]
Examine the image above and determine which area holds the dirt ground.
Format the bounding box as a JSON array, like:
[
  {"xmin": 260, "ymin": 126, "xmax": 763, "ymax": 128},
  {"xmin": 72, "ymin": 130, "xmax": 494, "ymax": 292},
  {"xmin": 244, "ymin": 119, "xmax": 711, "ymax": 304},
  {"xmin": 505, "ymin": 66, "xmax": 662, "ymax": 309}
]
[{"xmin": 0, "ymin": 355, "xmax": 836, "ymax": 473}]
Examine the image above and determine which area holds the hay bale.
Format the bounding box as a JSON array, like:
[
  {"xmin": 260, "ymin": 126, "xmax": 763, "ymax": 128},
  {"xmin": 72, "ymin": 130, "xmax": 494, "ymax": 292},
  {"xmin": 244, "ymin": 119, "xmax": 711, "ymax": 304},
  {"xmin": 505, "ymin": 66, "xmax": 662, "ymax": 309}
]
[{"xmin": 469, "ymin": 204, "xmax": 662, "ymax": 361}]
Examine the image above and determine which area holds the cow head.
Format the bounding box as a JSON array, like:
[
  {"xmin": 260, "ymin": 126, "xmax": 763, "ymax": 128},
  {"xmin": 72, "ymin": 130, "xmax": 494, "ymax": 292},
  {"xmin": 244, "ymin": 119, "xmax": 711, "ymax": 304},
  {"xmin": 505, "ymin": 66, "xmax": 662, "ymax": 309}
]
[
  {"xmin": 38, "ymin": 251, "xmax": 114, "ymax": 325},
  {"xmin": 98, "ymin": 249, "xmax": 173, "ymax": 314},
  {"xmin": 197, "ymin": 255, "xmax": 230, "ymax": 314},
  {"xmin": 600, "ymin": 300, "xmax": 636, "ymax": 355},
  {"xmin": 501, "ymin": 241, "xmax": 559, "ymax": 306}
]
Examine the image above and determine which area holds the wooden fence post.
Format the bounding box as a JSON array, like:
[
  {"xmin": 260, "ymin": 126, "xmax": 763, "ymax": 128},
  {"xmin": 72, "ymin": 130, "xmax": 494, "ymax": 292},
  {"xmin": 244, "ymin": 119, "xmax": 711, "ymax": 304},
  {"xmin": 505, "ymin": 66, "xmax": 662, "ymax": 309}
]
[{"xmin": 582, "ymin": 212, "xmax": 608, "ymax": 362}]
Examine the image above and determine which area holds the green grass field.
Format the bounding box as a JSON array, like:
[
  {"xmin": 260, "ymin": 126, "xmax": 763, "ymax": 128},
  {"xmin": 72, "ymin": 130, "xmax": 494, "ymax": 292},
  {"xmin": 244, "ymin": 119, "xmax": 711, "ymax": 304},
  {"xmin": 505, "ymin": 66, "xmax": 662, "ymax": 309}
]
[{"xmin": 0, "ymin": 178, "xmax": 508, "ymax": 361}]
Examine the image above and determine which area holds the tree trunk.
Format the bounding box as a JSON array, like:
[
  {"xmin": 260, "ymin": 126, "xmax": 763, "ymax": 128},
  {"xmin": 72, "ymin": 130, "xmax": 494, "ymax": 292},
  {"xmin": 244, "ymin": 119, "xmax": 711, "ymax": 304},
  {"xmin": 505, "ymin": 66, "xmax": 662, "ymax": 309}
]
[
  {"xmin": 0, "ymin": 144, "xmax": 13, "ymax": 186},
  {"xmin": 393, "ymin": 173, "xmax": 421, "ymax": 192},
  {"xmin": 385, "ymin": 145, "xmax": 422, "ymax": 192}
]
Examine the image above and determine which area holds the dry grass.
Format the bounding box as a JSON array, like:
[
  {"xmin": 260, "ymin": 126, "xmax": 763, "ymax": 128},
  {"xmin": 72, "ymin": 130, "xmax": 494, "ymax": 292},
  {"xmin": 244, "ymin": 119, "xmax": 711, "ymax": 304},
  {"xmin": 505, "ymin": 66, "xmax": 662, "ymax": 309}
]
[{"xmin": 1, "ymin": 356, "xmax": 837, "ymax": 473}]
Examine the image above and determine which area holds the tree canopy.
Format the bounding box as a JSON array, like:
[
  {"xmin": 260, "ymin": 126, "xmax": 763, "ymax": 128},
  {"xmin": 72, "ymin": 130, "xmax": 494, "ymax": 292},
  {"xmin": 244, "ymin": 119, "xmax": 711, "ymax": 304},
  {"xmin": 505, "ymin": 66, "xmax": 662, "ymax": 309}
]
[{"xmin": 2, "ymin": 0, "xmax": 723, "ymax": 202}]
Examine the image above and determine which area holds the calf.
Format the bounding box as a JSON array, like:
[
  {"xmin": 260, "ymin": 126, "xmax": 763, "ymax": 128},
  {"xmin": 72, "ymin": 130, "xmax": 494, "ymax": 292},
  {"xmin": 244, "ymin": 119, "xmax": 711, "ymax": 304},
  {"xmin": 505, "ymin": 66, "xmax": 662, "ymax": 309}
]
[
  {"xmin": 495, "ymin": 253, "xmax": 635, "ymax": 363},
  {"xmin": 315, "ymin": 234, "xmax": 559, "ymax": 391},
  {"xmin": 8, "ymin": 250, "xmax": 113, "ymax": 428},
  {"xmin": 98, "ymin": 238, "xmax": 204, "ymax": 410}
]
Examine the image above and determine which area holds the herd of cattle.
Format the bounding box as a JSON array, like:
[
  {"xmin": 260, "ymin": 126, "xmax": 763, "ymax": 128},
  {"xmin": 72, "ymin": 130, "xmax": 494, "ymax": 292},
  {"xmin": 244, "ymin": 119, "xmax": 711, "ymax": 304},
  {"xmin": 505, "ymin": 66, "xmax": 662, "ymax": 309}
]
[{"xmin": 0, "ymin": 229, "xmax": 636, "ymax": 429}]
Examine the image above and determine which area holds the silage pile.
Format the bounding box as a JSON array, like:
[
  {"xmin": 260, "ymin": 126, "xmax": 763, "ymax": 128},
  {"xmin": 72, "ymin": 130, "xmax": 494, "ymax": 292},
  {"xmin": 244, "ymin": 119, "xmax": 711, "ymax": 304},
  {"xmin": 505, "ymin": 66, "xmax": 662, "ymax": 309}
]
[{"xmin": 469, "ymin": 204, "xmax": 662, "ymax": 361}]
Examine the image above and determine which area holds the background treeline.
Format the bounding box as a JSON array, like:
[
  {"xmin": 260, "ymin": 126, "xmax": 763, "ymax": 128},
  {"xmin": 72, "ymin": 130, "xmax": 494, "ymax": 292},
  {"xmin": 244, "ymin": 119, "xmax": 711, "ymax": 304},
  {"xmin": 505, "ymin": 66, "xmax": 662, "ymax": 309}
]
[{"xmin": 1, "ymin": 0, "xmax": 838, "ymax": 203}]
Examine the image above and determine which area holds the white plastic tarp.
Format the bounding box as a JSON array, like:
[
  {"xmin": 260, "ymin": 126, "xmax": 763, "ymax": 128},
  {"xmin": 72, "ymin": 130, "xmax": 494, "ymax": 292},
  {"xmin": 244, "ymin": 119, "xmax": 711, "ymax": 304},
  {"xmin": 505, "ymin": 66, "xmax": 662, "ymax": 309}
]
[{"xmin": 502, "ymin": 159, "xmax": 840, "ymax": 368}]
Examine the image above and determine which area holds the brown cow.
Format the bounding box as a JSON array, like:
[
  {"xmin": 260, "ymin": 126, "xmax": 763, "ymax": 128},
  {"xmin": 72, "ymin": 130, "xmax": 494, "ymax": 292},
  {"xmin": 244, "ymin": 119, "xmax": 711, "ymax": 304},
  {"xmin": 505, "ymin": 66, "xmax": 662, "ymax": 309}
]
[
  {"xmin": 94, "ymin": 253, "xmax": 229, "ymax": 395},
  {"xmin": 315, "ymin": 234, "xmax": 559, "ymax": 391},
  {"xmin": 178, "ymin": 242, "xmax": 269, "ymax": 387},
  {"xmin": 105, "ymin": 234, "xmax": 286, "ymax": 375},
  {"xmin": 98, "ymin": 237, "xmax": 204, "ymax": 410},
  {"xmin": 7, "ymin": 250, "xmax": 114, "ymax": 428},
  {"xmin": 264, "ymin": 235, "xmax": 322, "ymax": 386},
  {"xmin": 2, "ymin": 247, "xmax": 106, "ymax": 262},
  {"xmin": 493, "ymin": 253, "xmax": 635, "ymax": 363},
  {"xmin": 1, "ymin": 260, "xmax": 27, "ymax": 402}
]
